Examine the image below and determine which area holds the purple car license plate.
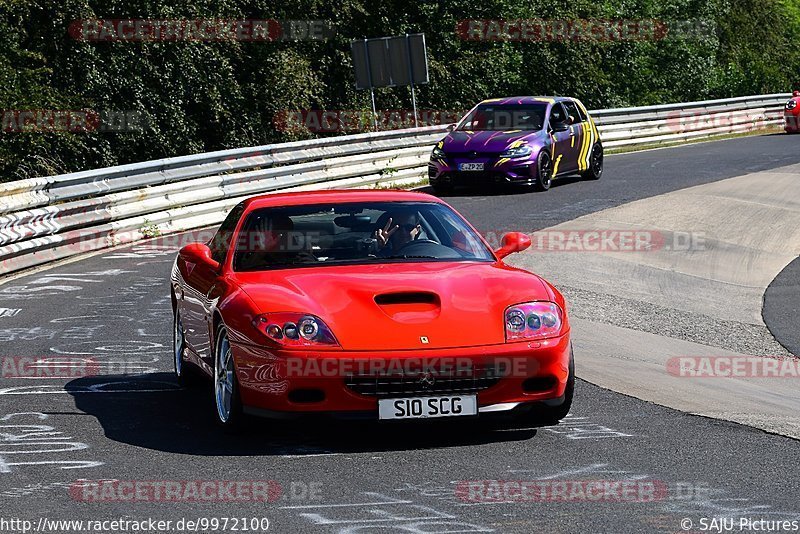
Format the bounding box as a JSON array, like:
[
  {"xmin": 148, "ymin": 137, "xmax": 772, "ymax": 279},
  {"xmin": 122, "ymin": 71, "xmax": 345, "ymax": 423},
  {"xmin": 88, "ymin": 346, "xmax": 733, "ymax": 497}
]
[{"xmin": 458, "ymin": 162, "xmax": 484, "ymax": 172}]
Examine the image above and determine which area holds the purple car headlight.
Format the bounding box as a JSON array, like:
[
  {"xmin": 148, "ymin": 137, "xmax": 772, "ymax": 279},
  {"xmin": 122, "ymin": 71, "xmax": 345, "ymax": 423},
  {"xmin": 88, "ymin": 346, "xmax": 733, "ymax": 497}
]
[
  {"xmin": 500, "ymin": 145, "xmax": 533, "ymax": 158},
  {"xmin": 431, "ymin": 146, "xmax": 446, "ymax": 159},
  {"xmin": 505, "ymin": 302, "xmax": 563, "ymax": 341}
]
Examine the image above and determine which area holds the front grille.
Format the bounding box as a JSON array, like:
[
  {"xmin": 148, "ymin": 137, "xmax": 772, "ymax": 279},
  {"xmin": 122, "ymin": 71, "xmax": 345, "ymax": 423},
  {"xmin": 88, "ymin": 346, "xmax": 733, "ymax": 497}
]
[
  {"xmin": 446, "ymin": 152, "xmax": 500, "ymax": 160},
  {"xmin": 345, "ymin": 364, "xmax": 503, "ymax": 398}
]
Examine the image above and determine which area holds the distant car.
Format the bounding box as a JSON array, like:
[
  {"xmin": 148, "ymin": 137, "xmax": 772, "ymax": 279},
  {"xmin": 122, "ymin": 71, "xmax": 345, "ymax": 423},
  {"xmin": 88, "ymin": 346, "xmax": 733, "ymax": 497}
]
[
  {"xmin": 429, "ymin": 96, "xmax": 603, "ymax": 192},
  {"xmin": 785, "ymin": 91, "xmax": 800, "ymax": 133},
  {"xmin": 170, "ymin": 190, "xmax": 573, "ymax": 429}
]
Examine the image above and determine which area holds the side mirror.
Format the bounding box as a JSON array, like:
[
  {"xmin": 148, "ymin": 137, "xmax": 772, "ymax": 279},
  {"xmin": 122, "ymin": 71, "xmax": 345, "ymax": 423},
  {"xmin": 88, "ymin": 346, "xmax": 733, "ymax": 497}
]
[
  {"xmin": 494, "ymin": 232, "xmax": 532, "ymax": 260},
  {"xmin": 181, "ymin": 243, "xmax": 221, "ymax": 273},
  {"xmin": 551, "ymin": 121, "xmax": 570, "ymax": 132},
  {"xmin": 446, "ymin": 123, "xmax": 456, "ymax": 132},
  {"xmin": 794, "ymin": 90, "xmax": 800, "ymax": 97}
]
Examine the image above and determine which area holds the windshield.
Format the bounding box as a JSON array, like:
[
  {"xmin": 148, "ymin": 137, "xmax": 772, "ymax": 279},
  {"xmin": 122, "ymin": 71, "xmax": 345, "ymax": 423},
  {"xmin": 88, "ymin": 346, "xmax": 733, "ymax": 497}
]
[
  {"xmin": 458, "ymin": 103, "xmax": 548, "ymax": 131},
  {"xmin": 233, "ymin": 201, "xmax": 494, "ymax": 271}
]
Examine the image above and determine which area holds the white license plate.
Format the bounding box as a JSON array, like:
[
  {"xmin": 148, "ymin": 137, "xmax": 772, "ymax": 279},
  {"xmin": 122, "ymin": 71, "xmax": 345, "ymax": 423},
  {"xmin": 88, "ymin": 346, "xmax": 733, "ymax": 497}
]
[
  {"xmin": 378, "ymin": 395, "xmax": 478, "ymax": 420},
  {"xmin": 458, "ymin": 162, "xmax": 484, "ymax": 172}
]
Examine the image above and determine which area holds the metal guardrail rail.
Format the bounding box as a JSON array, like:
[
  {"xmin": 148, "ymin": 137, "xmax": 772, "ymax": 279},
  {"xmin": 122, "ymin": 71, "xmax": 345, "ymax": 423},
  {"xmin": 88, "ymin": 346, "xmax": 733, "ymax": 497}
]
[{"xmin": 0, "ymin": 93, "xmax": 790, "ymax": 276}]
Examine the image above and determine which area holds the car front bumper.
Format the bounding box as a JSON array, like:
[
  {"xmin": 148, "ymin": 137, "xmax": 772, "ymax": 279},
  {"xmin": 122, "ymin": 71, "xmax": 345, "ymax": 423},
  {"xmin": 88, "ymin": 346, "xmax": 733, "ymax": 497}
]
[
  {"xmin": 230, "ymin": 333, "xmax": 571, "ymax": 418},
  {"xmin": 429, "ymin": 157, "xmax": 538, "ymax": 187}
]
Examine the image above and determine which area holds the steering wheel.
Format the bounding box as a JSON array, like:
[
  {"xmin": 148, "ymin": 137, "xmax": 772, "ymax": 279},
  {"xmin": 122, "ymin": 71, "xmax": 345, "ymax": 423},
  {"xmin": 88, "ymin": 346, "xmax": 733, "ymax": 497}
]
[
  {"xmin": 395, "ymin": 238, "xmax": 439, "ymax": 251},
  {"xmin": 393, "ymin": 239, "xmax": 462, "ymax": 258}
]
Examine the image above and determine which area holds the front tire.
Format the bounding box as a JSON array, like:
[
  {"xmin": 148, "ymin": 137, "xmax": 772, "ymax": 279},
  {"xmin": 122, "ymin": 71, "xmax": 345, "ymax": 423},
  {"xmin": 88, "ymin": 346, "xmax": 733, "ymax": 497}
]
[
  {"xmin": 213, "ymin": 325, "xmax": 243, "ymax": 430},
  {"xmin": 581, "ymin": 143, "xmax": 603, "ymax": 180},
  {"xmin": 519, "ymin": 348, "xmax": 574, "ymax": 426},
  {"xmin": 533, "ymin": 151, "xmax": 553, "ymax": 191}
]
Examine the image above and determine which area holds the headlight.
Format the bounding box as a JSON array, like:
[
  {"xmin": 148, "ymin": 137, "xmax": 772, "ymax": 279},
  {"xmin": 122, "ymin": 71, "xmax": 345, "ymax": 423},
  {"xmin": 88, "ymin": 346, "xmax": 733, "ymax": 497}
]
[
  {"xmin": 431, "ymin": 146, "xmax": 446, "ymax": 159},
  {"xmin": 787, "ymin": 100, "xmax": 797, "ymax": 110},
  {"xmin": 500, "ymin": 145, "xmax": 533, "ymax": 158},
  {"xmin": 504, "ymin": 302, "xmax": 563, "ymax": 341},
  {"xmin": 253, "ymin": 313, "xmax": 339, "ymax": 347}
]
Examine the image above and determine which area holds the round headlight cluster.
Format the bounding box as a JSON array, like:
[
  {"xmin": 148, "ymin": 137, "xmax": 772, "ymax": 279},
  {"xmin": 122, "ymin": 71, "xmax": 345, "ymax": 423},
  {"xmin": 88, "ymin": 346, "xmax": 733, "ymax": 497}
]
[
  {"xmin": 787, "ymin": 100, "xmax": 797, "ymax": 110},
  {"xmin": 253, "ymin": 313, "xmax": 339, "ymax": 347},
  {"xmin": 504, "ymin": 301, "xmax": 563, "ymax": 341}
]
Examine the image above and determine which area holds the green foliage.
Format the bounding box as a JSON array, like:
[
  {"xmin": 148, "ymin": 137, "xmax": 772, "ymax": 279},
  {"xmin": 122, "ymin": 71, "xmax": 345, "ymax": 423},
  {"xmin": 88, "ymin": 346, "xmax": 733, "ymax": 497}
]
[{"xmin": 1, "ymin": 0, "xmax": 798, "ymax": 180}]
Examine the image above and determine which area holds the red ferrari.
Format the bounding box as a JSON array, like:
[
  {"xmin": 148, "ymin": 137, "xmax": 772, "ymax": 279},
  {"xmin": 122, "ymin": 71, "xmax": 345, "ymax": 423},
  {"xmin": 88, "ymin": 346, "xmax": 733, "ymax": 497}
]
[
  {"xmin": 170, "ymin": 190, "xmax": 573, "ymax": 428},
  {"xmin": 785, "ymin": 90, "xmax": 800, "ymax": 133}
]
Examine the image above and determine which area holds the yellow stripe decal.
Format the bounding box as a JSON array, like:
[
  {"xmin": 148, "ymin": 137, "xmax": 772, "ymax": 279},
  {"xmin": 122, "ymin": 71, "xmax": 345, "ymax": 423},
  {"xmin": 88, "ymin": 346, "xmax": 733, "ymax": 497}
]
[
  {"xmin": 586, "ymin": 121, "xmax": 597, "ymax": 168},
  {"xmin": 552, "ymin": 154, "xmax": 563, "ymax": 176},
  {"xmin": 579, "ymin": 123, "xmax": 591, "ymax": 171}
]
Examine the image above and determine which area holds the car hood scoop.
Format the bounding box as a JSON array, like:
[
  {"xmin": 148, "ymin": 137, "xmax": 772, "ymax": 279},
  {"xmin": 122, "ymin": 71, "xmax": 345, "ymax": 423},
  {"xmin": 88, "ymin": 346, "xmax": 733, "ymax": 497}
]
[
  {"xmin": 374, "ymin": 291, "xmax": 441, "ymax": 324},
  {"xmin": 235, "ymin": 262, "xmax": 549, "ymax": 351}
]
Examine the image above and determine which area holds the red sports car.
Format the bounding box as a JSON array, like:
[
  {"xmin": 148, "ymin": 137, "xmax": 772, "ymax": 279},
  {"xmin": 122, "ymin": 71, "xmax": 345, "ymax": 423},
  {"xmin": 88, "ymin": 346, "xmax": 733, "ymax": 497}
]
[
  {"xmin": 785, "ymin": 90, "xmax": 800, "ymax": 133},
  {"xmin": 170, "ymin": 190, "xmax": 573, "ymax": 428}
]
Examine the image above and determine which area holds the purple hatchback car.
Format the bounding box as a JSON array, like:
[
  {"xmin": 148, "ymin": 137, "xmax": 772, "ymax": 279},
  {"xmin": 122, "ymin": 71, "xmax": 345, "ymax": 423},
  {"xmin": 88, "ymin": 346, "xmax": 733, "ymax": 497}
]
[{"xmin": 428, "ymin": 96, "xmax": 603, "ymax": 192}]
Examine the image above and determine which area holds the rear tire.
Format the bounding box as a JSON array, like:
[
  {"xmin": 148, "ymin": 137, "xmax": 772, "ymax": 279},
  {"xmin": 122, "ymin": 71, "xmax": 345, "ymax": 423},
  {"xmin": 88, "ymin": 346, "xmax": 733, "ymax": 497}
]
[
  {"xmin": 581, "ymin": 143, "xmax": 603, "ymax": 180},
  {"xmin": 533, "ymin": 151, "xmax": 553, "ymax": 191},
  {"xmin": 173, "ymin": 308, "xmax": 198, "ymax": 387}
]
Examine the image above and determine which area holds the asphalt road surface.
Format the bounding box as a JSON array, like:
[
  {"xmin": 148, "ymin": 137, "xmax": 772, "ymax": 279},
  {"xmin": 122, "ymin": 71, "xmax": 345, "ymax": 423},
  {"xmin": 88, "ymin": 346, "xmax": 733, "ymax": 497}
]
[{"xmin": 1, "ymin": 134, "xmax": 799, "ymax": 534}]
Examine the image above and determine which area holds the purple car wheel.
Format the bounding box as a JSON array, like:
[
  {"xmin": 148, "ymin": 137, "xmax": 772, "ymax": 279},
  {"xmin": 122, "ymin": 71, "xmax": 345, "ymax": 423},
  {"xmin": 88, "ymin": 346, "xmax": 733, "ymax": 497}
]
[
  {"xmin": 582, "ymin": 143, "xmax": 603, "ymax": 180},
  {"xmin": 533, "ymin": 151, "xmax": 553, "ymax": 191}
]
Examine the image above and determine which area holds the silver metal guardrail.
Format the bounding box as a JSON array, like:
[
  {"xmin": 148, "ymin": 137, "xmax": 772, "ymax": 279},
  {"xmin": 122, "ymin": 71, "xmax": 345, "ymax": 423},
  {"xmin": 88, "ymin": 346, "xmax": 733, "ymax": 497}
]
[{"xmin": 0, "ymin": 93, "xmax": 789, "ymax": 276}]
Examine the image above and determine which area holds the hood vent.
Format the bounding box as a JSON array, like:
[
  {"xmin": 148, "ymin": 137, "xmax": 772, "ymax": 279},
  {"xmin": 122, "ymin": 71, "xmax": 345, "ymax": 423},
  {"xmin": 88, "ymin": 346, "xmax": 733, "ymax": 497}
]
[{"xmin": 374, "ymin": 292, "xmax": 438, "ymax": 306}]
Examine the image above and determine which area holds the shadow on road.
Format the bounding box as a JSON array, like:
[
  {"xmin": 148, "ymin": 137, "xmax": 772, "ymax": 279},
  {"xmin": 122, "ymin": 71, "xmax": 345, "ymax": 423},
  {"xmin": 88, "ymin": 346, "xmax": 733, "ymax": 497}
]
[
  {"xmin": 66, "ymin": 373, "xmax": 538, "ymax": 456},
  {"xmin": 419, "ymin": 174, "xmax": 588, "ymax": 199}
]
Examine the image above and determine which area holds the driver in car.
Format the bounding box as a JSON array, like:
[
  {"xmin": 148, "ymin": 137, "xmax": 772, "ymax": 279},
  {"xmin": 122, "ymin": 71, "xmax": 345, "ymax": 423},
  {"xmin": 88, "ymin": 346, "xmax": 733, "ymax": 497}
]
[{"xmin": 374, "ymin": 209, "xmax": 423, "ymax": 255}]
